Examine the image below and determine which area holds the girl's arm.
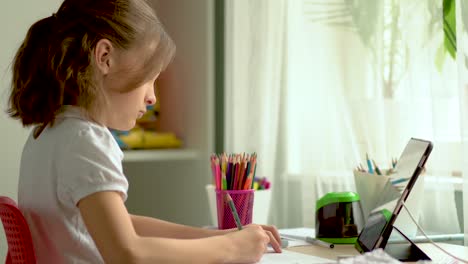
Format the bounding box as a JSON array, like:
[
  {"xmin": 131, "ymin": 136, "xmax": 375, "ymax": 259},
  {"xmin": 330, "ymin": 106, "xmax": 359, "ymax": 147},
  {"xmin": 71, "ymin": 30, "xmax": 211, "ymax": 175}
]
[
  {"xmin": 130, "ymin": 214, "xmax": 230, "ymax": 239},
  {"xmin": 78, "ymin": 191, "xmax": 279, "ymax": 264},
  {"xmin": 130, "ymin": 214, "xmax": 282, "ymax": 242}
]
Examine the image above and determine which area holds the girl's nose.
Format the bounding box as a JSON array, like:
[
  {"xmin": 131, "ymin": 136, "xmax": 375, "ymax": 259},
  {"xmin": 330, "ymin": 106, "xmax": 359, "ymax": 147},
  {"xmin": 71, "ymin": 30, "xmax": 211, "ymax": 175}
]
[
  {"xmin": 146, "ymin": 95, "xmax": 156, "ymax": 105},
  {"xmin": 146, "ymin": 84, "xmax": 157, "ymax": 105}
]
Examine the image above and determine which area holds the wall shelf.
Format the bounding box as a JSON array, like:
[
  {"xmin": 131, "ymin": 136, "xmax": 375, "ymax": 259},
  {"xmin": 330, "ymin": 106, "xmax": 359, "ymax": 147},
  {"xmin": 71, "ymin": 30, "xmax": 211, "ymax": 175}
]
[
  {"xmin": 124, "ymin": 0, "xmax": 214, "ymax": 227},
  {"xmin": 123, "ymin": 149, "xmax": 199, "ymax": 162}
]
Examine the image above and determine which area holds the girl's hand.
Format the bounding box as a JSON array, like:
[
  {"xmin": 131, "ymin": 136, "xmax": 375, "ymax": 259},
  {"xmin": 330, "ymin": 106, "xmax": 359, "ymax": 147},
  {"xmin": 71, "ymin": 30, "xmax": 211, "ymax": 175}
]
[
  {"xmin": 258, "ymin": 224, "xmax": 282, "ymax": 252},
  {"xmin": 221, "ymin": 224, "xmax": 283, "ymax": 253},
  {"xmin": 224, "ymin": 224, "xmax": 282, "ymax": 263},
  {"xmin": 225, "ymin": 225, "xmax": 269, "ymax": 263}
]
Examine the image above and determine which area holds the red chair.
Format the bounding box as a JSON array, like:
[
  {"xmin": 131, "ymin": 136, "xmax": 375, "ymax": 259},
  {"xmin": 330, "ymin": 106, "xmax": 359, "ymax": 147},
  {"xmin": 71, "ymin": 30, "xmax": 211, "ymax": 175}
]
[{"xmin": 0, "ymin": 196, "xmax": 36, "ymax": 264}]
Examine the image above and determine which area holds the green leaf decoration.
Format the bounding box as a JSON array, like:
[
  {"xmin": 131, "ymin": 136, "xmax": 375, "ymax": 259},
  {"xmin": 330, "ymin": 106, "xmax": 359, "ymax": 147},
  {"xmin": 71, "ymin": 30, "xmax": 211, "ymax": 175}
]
[{"xmin": 443, "ymin": 0, "xmax": 456, "ymax": 60}]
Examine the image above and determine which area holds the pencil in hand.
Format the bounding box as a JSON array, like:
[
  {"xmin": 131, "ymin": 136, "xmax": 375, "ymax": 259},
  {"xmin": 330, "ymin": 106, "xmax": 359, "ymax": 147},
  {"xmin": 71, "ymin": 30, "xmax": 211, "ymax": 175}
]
[{"xmin": 224, "ymin": 192, "xmax": 243, "ymax": 230}]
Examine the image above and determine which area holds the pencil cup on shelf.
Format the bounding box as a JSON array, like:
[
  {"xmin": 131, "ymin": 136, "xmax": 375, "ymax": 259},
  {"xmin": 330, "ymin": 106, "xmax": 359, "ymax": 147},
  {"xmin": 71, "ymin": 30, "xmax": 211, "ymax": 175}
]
[{"xmin": 215, "ymin": 189, "xmax": 254, "ymax": 229}]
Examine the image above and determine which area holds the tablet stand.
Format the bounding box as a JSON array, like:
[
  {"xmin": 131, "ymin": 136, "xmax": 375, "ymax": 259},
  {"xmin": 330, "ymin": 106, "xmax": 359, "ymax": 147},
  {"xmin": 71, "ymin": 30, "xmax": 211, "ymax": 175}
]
[{"xmin": 383, "ymin": 226, "xmax": 431, "ymax": 262}]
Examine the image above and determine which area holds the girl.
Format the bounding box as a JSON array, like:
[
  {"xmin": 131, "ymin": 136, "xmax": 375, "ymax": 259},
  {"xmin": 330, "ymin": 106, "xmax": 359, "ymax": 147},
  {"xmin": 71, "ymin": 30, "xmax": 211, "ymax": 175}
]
[{"xmin": 7, "ymin": 0, "xmax": 282, "ymax": 263}]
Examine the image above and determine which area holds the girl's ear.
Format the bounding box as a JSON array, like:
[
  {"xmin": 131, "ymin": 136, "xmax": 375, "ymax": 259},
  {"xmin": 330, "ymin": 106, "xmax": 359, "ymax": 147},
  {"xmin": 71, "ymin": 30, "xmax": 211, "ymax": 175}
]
[{"xmin": 94, "ymin": 39, "xmax": 114, "ymax": 75}]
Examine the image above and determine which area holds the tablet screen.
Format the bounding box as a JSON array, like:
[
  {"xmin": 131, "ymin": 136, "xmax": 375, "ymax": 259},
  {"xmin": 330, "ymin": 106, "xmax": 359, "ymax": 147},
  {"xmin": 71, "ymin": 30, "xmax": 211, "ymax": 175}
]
[
  {"xmin": 355, "ymin": 209, "xmax": 391, "ymax": 251},
  {"xmin": 355, "ymin": 138, "xmax": 433, "ymax": 253}
]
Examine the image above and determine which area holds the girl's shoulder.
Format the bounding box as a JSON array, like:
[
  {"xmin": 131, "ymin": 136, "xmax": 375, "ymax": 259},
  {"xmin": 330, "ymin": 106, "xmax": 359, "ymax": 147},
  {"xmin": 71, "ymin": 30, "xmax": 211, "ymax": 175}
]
[
  {"xmin": 55, "ymin": 116, "xmax": 112, "ymax": 144},
  {"xmin": 47, "ymin": 108, "xmax": 121, "ymax": 157}
]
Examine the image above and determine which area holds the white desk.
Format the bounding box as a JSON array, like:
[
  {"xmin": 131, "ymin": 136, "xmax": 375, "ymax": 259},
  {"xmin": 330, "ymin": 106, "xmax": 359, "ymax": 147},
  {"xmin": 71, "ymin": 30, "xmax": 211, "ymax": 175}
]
[
  {"xmin": 276, "ymin": 227, "xmax": 467, "ymax": 263},
  {"xmin": 285, "ymin": 242, "xmax": 468, "ymax": 263}
]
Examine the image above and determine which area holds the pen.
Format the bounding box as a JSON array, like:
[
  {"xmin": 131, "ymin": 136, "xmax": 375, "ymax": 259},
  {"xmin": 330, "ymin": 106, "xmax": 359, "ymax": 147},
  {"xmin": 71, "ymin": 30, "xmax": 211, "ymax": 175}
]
[
  {"xmin": 366, "ymin": 153, "xmax": 374, "ymax": 174},
  {"xmin": 224, "ymin": 192, "xmax": 243, "ymax": 230},
  {"xmin": 372, "ymin": 159, "xmax": 382, "ymax": 175},
  {"xmin": 391, "ymin": 177, "xmax": 409, "ymax": 185},
  {"xmin": 358, "ymin": 163, "xmax": 365, "ymax": 172},
  {"xmin": 392, "ymin": 157, "xmax": 397, "ymax": 169},
  {"xmin": 306, "ymin": 237, "xmax": 334, "ymax": 249}
]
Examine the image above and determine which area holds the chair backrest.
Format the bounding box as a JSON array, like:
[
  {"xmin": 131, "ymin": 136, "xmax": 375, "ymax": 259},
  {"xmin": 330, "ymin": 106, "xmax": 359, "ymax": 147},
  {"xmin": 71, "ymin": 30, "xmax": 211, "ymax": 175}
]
[{"xmin": 0, "ymin": 196, "xmax": 36, "ymax": 264}]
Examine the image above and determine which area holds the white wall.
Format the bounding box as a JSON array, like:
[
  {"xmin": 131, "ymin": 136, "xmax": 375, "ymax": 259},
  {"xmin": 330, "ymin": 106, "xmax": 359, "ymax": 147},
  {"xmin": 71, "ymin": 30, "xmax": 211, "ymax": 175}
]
[{"xmin": 0, "ymin": 1, "xmax": 62, "ymax": 260}]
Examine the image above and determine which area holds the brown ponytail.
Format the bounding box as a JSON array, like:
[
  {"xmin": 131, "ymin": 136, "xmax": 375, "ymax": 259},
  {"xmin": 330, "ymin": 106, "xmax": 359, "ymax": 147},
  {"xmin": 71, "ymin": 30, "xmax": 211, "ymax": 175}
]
[
  {"xmin": 9, "ymin": 15, "xmax": 66, "ymax": 128},
  {"xmin": 8, "ymin": 0, "xmax": 175, "ymax": 136}
]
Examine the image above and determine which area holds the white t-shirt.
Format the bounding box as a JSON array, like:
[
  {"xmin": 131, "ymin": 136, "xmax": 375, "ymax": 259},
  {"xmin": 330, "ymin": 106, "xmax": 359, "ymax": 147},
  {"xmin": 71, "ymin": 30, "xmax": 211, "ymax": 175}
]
[{"xmin": 18, "ymin": 106, "xmax": 129, "ymax": 263}]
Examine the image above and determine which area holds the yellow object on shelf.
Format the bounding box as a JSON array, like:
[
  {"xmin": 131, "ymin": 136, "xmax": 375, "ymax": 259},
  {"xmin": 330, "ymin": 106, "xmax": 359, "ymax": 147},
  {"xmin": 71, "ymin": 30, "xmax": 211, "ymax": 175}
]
[{"xmin": 119, "ymin": 128, "xmax": 182, "ymax": 149}]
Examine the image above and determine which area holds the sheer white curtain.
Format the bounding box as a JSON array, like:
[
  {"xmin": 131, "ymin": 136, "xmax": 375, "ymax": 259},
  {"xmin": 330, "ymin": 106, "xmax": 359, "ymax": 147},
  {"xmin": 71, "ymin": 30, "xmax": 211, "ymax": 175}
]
[
  {"xmin": 226, "ymin": 0, "xmax": 462, "ymax": 235},
  {"xmin": 224, "ymin": 0, "xmax": 287, "ymax": 193},
  {"xmin": 457, "ymin": 0, "xmax": 468, "ymax": 245}
]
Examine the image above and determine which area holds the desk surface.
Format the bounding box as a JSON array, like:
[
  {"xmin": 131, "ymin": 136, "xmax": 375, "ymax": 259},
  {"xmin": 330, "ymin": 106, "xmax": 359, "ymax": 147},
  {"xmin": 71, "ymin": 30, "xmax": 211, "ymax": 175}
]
[
  {"xmin": 279, "ymin": 228, "xmax": 467, "ymax": 263},
  {"xmin": 287, "ymin": 243, "xmax": 468, "ymax": 263}
]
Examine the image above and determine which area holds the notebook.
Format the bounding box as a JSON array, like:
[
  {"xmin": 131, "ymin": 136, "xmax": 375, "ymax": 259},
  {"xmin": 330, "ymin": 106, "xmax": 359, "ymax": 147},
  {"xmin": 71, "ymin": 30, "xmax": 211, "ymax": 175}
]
[{"xmin": 354, "ymin": 138, "xmax": 433, "ymax": 261}]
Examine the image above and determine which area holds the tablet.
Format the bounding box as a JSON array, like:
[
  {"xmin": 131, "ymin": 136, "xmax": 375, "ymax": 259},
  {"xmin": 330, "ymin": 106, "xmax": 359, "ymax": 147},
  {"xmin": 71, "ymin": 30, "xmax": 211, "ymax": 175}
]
[{"xmin": 355, "ymin": 138, "xmax": 433, "ymax": 261}]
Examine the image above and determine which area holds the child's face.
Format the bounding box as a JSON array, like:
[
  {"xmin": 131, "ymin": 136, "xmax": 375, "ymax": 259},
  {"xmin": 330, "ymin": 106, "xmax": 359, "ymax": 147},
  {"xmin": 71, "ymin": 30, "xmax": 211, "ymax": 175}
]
[
  {"xmin": 99, "ymin": 51, "xmax": 158, "ymax": 130},
  {"xmin": 102, "ymin": 75, "xmax": 157, "ymax": 131}
]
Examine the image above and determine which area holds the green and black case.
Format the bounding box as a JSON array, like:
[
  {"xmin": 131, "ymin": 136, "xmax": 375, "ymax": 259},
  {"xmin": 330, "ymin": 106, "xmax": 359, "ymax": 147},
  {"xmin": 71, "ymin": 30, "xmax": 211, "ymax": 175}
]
[{"xmin": 315, "ymin": 192, "xmax": 365, "ymax": 244}]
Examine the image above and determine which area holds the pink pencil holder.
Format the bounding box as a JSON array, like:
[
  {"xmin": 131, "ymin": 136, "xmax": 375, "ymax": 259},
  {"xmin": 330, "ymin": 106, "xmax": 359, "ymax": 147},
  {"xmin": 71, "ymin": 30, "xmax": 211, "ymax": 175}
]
[{"xmin": 215, "ymin": 189, "xmax": 254, "ymax": 229}]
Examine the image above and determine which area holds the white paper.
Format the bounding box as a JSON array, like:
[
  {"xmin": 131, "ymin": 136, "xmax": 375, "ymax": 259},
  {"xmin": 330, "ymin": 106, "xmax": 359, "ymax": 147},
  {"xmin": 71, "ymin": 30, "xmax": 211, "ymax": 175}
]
[
  {"xmin": 281, "ymin": 239, "xmax": 310, "ymax": 247},
  {"xmin": 337, "ymin": 249, "xmax": 401, "ymax": 264},
  {"xmin": 279, "ymin": 228, "xmax": 316, "ymax": 248},
  {"xmin": 279, "ymin": 227, "xmax": 315, "ymax": 239},
  {"xmin": 258, "ymin": 250, "xmax": 335, "ymax": 264}
]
